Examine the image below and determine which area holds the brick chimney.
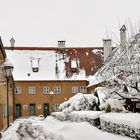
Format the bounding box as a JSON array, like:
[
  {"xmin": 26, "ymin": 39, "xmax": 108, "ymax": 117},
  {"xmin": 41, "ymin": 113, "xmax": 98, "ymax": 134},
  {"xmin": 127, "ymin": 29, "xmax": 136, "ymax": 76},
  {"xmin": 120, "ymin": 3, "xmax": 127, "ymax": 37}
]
[
  {"xmin": 120, "ymin": 25, "xmax": 126, "ymax": 50},
  {"xmin": 103, "ymin": 39, "xmax": 112, "ymax": 61},
  {"xmin": 58, "ymin": 40, "xmax": 65, "ymax": 48},
  {"xmin": 10, "ymin": 38, "xmax": 15, "ymax": 50}
]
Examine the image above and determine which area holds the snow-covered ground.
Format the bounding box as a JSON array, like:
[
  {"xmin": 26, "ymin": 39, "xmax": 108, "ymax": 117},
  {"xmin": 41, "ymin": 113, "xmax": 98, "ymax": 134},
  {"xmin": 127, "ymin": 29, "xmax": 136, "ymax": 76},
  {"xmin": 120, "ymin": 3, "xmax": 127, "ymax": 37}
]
[{"xmin": 1, "ymin": 116, "xmax": 134, "ymax": 140}]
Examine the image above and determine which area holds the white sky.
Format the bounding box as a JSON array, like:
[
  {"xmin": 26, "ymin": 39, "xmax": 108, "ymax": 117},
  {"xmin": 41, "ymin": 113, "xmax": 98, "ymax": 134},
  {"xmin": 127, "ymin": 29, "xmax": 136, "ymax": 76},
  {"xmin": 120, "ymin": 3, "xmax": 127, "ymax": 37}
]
[{"xmin": 0, "ymin": 0, "xmax": 140, "ymax": 47}]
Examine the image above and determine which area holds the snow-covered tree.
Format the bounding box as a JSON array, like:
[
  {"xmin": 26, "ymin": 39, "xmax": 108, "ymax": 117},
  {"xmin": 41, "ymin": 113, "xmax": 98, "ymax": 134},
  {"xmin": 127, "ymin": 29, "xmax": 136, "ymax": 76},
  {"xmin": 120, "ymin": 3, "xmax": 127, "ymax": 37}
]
[
  {"xmin": 95, "ymin": 33, "xmax": 140, "ymax": 111},
  {"xmin": 94, "ymin": 87, "xmax": 126, "ymax": 112}
]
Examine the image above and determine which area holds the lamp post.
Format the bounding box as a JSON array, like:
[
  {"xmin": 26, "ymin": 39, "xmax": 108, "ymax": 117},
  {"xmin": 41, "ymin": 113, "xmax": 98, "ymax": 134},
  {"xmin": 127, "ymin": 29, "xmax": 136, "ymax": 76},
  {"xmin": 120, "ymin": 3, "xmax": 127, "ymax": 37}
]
[
  {"xmin": 3, "ymin": 59, "xmax": 14, "ymax": 127},
  {"xmin": 49, "ymin": 91, "xmax": 54, "ymax": 113}
]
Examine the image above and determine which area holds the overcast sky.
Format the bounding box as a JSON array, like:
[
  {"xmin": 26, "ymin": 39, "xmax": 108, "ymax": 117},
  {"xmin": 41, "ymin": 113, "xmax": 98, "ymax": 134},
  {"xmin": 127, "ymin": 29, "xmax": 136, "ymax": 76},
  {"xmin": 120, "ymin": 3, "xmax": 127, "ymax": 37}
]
[{"xmin": 0, "ymin": 0, "xmax": 140, "ymax": 47}]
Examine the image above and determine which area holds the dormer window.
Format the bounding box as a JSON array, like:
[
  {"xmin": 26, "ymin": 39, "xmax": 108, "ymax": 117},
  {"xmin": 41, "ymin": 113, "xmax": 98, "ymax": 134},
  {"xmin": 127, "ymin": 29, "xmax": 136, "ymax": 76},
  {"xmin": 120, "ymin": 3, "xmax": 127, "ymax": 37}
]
[
  {"xmin": 30, "ymin": 57, "xmax": 40, "ymax": 72},
  {"xmin": 71, "ymin": 59, "xmax": 77, "ymax": 69},
  {"xmin": 71, "ymin": 59, "xmax": 79, "ymax": 73},
  {"xmin": 33, "ymin": 67, "xmax": 38, "ymax": 72}
]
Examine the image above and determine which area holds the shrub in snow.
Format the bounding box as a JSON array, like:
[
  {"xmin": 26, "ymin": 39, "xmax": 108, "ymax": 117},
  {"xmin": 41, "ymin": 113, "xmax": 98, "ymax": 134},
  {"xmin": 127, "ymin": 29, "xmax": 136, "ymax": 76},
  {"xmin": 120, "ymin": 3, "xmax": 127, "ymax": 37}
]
[
  {"xmin": 16, "ymin": 120, "xmax": 45, "ymax": 139},
  {"xmin": 59, "ymin": 93, "xmax": 98, "ymax": 114},
  {"xmin": 51, "ymin": 112, "xmax": 68, "ymax": 121},
  {"xmin": 52, "ymin": 111, "xmax": 105, "ymax": 127},
  {"xmin": 100, "ymin": 98, "xmax": 126, "ymax": 113},
  {"xmin": 93, "ymin": 87, "xmax": 109, "ymax": 105},
  {"xmin": 16, "ymin": 120, "xmax": 65, "ymax": 140},
  {"xmin": 69, "ymin": 111, "xmax": 105, "ymax": 127}
]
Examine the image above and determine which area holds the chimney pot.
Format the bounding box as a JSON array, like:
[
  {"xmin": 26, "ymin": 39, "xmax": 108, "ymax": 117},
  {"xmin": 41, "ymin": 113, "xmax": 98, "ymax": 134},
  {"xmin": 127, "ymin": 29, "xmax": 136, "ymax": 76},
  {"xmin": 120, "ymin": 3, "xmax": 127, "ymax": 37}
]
[
  {"xmin": 120, "ymin": 25, "xmax": 127, "ymax": 50},
  {"xmin": 120, "ymin": 25, "xmax": 126, "ymax": 32},
  {"xmin": 58, "ymin": 41, "xmax": 65, "ymax": 48},
  {"xmin": 103, "ymin": 39, "xmax": 112, "ymax": 61},
  {"xmin": 10, "ymin": 37, "xmax": 15, "ymax": 50}
]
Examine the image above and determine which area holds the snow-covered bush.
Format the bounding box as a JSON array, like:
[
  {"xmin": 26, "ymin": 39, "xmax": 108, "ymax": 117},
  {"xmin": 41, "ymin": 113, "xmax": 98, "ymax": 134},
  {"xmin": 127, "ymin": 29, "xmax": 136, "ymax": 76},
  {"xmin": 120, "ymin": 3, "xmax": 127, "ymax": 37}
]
[
  {"xmin": 93, "ymin": 87, "xmax": 109, "ymax": 105},
  {"xmin": 16, "ymin": 120, "xmax": 44, "ymax": 139},
  {"xmin": 52, "ymin": 111, "xmax": 105, "ymax": 127},
  {"xmin": 69, "ymin": 111, "xmax": 105, "ymax": 126},
  {"xmin": 100, "ymin": 113, "xmax": 140, "ymax": 139},
  {"xmin": 100, "ymin": 98, "xmax": 126, "ymax": 113},
  {"xmin": 59, "ymin": 93, "xmax": 98, "ymax": 114},
  {"xmin": 94, "ymin": 87, "xmax": 126, "ymax": 112},
  {"xmin": 16, "ymin": 119, "xmax": 65, "ymax": 140},
  {"xmin": 51, "ymin": 112, "xmax": 68, "ymax": 121}
]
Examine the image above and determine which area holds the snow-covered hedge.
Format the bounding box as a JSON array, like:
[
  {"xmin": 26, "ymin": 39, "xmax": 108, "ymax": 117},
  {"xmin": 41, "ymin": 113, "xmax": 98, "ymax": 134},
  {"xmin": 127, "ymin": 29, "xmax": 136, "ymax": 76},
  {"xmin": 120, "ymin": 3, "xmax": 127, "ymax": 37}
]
[
  {"xmin": 69, "ymin": 111, "xmax": 104, "ymax": 126},
  {"xmin": 51, "ymin": 112, "xmax": 68, "ymax": 121},
  {"xmin": 59, "ymin": 93, "xmax": 98, "ymax": 114},
  {"xmin": 100, "ymin": 113, "xmax": 140, "ymax": 139},
  {"xmin": 52, "ymin": 111, "xmax": 105, "ymax": 127}
]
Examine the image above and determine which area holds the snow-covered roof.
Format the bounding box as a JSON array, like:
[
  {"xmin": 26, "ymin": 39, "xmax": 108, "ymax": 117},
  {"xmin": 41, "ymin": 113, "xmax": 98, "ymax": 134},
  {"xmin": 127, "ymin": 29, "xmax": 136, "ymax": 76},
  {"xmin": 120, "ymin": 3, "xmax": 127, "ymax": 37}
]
[
  {"xmin": 6, "ymin": 50, "xmax": 56, "ymax": 81},
  {"xmin": 6, "ymin": 50, "xmax": 87, "ymax": 81},
  {"xmin": 87, "ymin": 74, "xmax": 104, "ymax": 87}
]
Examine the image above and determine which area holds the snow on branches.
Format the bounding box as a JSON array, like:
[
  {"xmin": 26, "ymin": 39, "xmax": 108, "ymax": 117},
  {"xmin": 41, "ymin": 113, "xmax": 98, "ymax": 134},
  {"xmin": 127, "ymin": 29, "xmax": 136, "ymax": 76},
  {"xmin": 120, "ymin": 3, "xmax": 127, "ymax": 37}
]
[
  {"xmin": 95, "ymin": 33, "xmax": 140, "ymax": 104},
  {"xmin": 59, "ymin": 93, "xmax": 98, "ymax": 114}
]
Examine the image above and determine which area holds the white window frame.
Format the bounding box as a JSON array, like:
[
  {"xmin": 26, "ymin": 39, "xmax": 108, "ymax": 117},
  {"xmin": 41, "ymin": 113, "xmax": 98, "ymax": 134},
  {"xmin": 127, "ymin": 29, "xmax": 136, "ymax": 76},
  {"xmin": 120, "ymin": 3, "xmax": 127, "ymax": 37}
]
[
  {"xmin": 80, "ymin": 86, "xmax": 87, "ymax": 93},
  {"xmin": 15, "ymin": 86, "xmax": 21, "ymax": 94},
  {"xmin": 54, "ymin": 85, "xmax": 61, "ymax": 94},
  {"xmin": 53, "ymin": 104, "xmax": 60, "ymax": 111},
  {"xmin": 43, "ymin": 86, "xmax": 49, "ymax": 94},
  {"xmin": 29, "ymin": 86, "xmax": 36, "ymax": 94},
  {"xmin": 3, "ymin": 104, "xmax": 7, "ymax": 117},
  {"xmin": 72, "ymin": 86, "xmax": 78, "ymax": 93}
]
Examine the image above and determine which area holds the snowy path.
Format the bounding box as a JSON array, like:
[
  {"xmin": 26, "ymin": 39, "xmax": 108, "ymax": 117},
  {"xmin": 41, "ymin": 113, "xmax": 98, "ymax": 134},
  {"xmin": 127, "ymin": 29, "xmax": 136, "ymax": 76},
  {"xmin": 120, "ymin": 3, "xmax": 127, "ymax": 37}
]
[{"xmin": 1, "ymin": 116, "xmax": 135, "ymax": 140}]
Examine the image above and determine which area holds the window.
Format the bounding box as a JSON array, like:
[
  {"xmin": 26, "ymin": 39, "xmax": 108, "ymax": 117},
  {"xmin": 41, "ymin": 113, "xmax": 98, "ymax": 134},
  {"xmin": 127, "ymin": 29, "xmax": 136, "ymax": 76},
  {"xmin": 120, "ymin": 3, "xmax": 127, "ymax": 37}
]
[
  {"xmin": 54, "ymin": 86, "xmax": 61, "ymax": 94},
  {"xmin": 53, "ymin": 104, "xmax": 60, "ymax": 111},
  {"xmin": 72, "ymin": 86, "xmax": 78, "ymax": 93},
  {"xmin": 43, "ymin": 86, "xmax": 49, "ymax": 94},
  {"xmin": 29, "ymin": 86, "xmax": 36, "ymax": 94},
  {"xmin": 136, "ymin": 103, "xmax": 140, "ymax": 109},
  {"xmin": 33, "ymin": 68, "xmax": 38, "ymax": 72},
  {"xmin": 90, "ymin": 90, "xmax": 94, "ymax": 94},
  {"xmin": 3, "ymin": 104, "xmax": 7, "ymax": 117},
  {"xmin": 31, "ymin": 58, "xmax": 40, "ymax": 72},
  {"xmin": 15, "ymin": 86, "xmax": 21, "ymax": 94},
  {"xmin": 80, "ymin": 86, "xmax": 87, "ymax": 93}
]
